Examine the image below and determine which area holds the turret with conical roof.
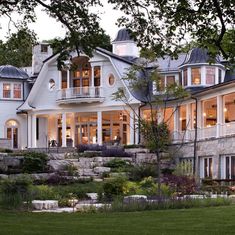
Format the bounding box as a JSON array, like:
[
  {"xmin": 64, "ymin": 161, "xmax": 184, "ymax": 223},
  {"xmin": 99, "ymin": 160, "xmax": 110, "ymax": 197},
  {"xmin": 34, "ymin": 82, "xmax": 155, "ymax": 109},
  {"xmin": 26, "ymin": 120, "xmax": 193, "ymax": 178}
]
[{"xmin": 112, "ymin": 28, "xmax": 139, "ymax": 58}]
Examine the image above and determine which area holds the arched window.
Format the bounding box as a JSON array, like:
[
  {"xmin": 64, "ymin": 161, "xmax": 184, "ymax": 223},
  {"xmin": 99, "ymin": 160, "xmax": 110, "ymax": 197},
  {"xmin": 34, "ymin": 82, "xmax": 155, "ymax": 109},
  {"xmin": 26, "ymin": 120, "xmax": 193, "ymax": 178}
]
[{"xmin": 5, "ymin": 120, "xmax": 19, "ymax": 149}]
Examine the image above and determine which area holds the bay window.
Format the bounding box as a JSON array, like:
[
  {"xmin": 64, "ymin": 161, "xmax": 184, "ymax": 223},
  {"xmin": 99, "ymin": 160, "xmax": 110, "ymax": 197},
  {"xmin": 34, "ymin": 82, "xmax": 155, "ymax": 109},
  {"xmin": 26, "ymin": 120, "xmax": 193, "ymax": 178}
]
[
  {"xmin": 206, "ymin": 67, "xmax": 215, "ymax": 85},
  {"xmin": 191, "ymin": 68, "xmax": 201, "ymax": 85},
  {"xmin": 13, "ymin": 84, "xmax": 22, "ymax": 99}
]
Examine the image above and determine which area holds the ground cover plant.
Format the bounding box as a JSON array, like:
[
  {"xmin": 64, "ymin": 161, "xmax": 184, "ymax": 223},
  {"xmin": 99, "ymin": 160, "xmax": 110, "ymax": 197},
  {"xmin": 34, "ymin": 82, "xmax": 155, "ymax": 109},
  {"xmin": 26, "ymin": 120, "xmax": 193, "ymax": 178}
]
[{"xmin": 1, "ymin": 206, "xmax": 235, "ymax": 235}]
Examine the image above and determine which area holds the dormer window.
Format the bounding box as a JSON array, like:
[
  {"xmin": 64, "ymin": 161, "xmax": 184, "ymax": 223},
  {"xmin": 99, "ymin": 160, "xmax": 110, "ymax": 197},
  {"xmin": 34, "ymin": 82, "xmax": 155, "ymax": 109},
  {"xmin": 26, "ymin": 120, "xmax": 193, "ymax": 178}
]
[
  {"xmin": 41, "ymin": 44, "xmax": 48, "ymax": 53},
  {"xmin": 3, "ymin": 83, "xmax": 11, "ymax": 98},
  {"xmin": 191, "ymin": 67, "xmax": 201, "ymax": 85},
  {"xmin": 2, "ymin": 83, "xmax": 22, "ymax": 99}
]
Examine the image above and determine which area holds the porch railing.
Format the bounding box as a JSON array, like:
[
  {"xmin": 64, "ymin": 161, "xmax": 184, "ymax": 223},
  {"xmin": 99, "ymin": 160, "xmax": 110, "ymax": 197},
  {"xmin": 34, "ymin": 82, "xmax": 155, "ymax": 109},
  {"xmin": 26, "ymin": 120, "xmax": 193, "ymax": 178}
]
[
  {"xmin": 172, "ymin": 122, "xmax": 235, "ymax": 143},
  {"xmin": 56, "ymin": 86, "xmax": 102, "ymax": 100}
]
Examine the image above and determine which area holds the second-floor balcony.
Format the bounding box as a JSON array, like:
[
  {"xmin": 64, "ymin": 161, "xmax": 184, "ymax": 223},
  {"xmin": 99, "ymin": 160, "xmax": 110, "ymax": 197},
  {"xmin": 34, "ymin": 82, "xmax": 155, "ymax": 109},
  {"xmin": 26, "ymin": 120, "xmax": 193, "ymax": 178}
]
[{"xmin": 56, "ymin": 86, "xmax": 104, "ymax": 104}]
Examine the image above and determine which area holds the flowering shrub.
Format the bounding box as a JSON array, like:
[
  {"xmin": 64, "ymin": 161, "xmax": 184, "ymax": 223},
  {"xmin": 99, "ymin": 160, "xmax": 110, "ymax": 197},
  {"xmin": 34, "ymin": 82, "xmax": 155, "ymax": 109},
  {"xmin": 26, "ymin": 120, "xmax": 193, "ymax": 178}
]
[
  {"xmin": 77, "ymin": 144, "xmax": 106, "ymax": 153},
  {"xmin": 102, "ymin": 148, "xmax": 132, "ymax": 158},
  {"xmin": 162, "ymin": 174, "xmax": 198, "ymax": 196}
]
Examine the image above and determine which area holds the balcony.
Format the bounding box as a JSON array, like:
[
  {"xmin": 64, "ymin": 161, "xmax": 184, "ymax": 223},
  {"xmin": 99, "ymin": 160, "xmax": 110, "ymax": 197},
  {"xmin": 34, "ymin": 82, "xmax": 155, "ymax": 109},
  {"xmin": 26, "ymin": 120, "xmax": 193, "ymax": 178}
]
[{"xmin": 56, "ymin": 87, "xmax": 104, "ymax": 104}]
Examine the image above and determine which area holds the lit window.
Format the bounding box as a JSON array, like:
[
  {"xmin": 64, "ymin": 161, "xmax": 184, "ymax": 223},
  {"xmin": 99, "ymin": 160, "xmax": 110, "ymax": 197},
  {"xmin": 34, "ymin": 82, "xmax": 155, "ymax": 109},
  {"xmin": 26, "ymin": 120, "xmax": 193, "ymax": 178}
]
[
  {"xmin": 157, "ymin": 76, "xmax": 165, "ymax": 91},
  {"xmin": 94, "ymin": 66, "xmax": 100, "ymax": 87},
  {"xmin": 166, "ymin": 76, "xmax": 175, "ymax": 86},
  {"xmin": 206, "ymin": 67, "xmax": 215, "ymax": 85},
  {"xmin": 49, "ymin": 79, "xmax": 55, "ymax": 91},
  {"xmin": 108, "ymin": 74, "xmax": 115, "ymax": 86},
  {"xmin": 13, "ymin": 84, "xmax": 22, "ymax": 98},
  {"xmin": 191, "ymin": 68, "xmax": 201, "ymax": 85},
  {"xmin": 3, "ymin": 83, "xmax": 11, "ymax": 98}
]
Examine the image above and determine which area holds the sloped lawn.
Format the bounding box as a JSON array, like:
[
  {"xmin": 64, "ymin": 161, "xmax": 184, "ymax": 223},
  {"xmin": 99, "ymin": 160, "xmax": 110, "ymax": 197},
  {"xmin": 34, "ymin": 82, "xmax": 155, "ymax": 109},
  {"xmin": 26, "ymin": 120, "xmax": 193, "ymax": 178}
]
[{"xmin": 1, "ymin": 206, "xmax": 235, "ymax": 235}]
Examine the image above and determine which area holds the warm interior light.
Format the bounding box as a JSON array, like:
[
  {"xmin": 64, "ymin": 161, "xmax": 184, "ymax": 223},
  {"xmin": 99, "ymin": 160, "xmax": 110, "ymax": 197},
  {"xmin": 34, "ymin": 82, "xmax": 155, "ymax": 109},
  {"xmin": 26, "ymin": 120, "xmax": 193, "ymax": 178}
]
[
  {"xmin": 203, "ymin": 112, "xmax": 206, "ymax": 117},
  {"xmin": 194, "ymin": 77, "xmax": 200, "ymax": 85},
  {"xmin": 224, "ymin": 107, "xmax": 228, "ymax": 112}
]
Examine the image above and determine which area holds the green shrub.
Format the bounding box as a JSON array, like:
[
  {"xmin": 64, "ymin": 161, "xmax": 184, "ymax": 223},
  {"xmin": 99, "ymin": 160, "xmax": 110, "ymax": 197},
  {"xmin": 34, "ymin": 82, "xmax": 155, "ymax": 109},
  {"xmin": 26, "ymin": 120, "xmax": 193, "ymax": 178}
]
[
  {"xmin": 102, "ymin": 177, "xmax": 127, "ymax": 201},
  {"xmin": 0, "ymin": 175, "xmax": 33, "ymax": 209},
  {"xmin": 0, "ymin": 148, "xmax": 13, "ymax": 153},
  {"xmin": 104, "ymin": 158, "xmax": 131, "ymax": 172},
  {"xmin": 123, "ymin": 144, "xmax": 144, "ymax": 149},
  {"xmin": 22, "ymin": 152, "xmax": 48, "ymax": 173},
  {"xmin": 32, "ymin": 185, "xmax": 58, "ymax": 200},
  {"xmin": 78, "ymin": 151, "xmax": 101, "ymax": 158},
  {"xmin": 128, "ymin": 164, "xmax": 158, "ymax": 181},
  {"xmin": 101, "ymin": 197, "xmax": 232, "ymax": 213}
]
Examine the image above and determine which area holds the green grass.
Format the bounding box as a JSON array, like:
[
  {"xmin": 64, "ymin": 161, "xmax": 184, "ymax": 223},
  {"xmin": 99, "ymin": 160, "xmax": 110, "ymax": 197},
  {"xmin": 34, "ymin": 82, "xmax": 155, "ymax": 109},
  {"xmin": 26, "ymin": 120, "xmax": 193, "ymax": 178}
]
[{"xmin": 1, "ymin": 206, "xmax": 235, "ymax": 235}]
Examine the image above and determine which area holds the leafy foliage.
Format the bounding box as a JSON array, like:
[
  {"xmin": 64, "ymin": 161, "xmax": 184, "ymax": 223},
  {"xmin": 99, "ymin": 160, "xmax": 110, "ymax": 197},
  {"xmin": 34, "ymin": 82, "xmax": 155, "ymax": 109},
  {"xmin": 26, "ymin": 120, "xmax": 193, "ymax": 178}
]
[
  {"xmin": 0, "ymin": 26, "xmax": 36, "ymax": 66},
  {"xmin": 102, "ymin": 148, "xmax": 132, "ymax": 158},
  {"xmin": 0, "ymin": 175, "xmax": 33, "ymax": 209},
  {"xmin": 22, "ymin": 152, "xmax": 48, "ymax": 173},
  {"xmin": 108, "ymin": 0, "xmax": 235, "ymax": 62},
  {"xmin": 163, "ymin": 175, "xmax": 198, "ymax": 196},
  {"xmin": 128, "ymin": 164, "xmax": 158, "ymax": 181},
  {"xmin": 0, "ymin": 0, "xmax": 111, "ymax": 68}
]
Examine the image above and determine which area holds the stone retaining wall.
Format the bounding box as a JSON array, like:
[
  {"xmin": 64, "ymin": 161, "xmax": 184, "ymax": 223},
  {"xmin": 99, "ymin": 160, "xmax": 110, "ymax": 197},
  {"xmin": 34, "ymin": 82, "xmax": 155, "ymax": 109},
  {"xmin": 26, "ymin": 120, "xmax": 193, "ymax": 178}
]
[
  {"xmin": 0, "ymin": 138, "xmax": 11, "ymax": 149},
  {"xmin": 172, "ymin": 135, "xmax": 235, "ymax": 178}
]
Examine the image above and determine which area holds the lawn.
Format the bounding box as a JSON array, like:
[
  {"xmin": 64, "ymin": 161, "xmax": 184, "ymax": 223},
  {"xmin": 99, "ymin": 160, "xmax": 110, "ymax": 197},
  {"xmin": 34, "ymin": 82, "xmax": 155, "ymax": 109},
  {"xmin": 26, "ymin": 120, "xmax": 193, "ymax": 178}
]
[{"xmin": 0, "ymin": 206, "xmax": 235, "ymax": 235}]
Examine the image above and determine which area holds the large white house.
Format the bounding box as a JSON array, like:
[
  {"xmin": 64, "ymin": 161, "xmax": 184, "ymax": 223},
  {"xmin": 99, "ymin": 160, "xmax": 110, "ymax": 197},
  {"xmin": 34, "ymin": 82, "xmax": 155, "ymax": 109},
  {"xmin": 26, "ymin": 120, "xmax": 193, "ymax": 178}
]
[{"xmin": 0, "ymin": 28, "xmax": 235, "ymax": 180}]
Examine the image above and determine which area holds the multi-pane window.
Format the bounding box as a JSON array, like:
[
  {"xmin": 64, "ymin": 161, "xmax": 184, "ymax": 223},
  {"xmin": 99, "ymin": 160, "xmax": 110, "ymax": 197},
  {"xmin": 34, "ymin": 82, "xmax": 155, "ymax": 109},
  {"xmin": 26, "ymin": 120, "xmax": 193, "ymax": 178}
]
[
  {"xmin": 2, "ymin": 83, "xmax": 22, "ymax": 99},
  {"xmin": 13, "ymin": 84, "xmax": 22, "ymax": 98},
  {"xmin": 220, "ymin": 156, "xmax": 235, "ymax": 179},
  {"xmin": 166, "ymin": 76, "xmax": 175, "ymax": 86},
  {"xmin": 191, "ymin": 68, "xmax": 201, "ymax": 85},
  {"xmin": 155, "ymin": 75, "xmax": 176, "ymax": 92},
  {"xmin": 204, "ymin": 157, "xmax": 213, "ymax": 178},
  {"xmin": 3, "ymin": 83, "xmax": 11, "ymax": 98},
  {"xmin": 206, "ymin": 67, "xmax": 215, "ymax": 85}
]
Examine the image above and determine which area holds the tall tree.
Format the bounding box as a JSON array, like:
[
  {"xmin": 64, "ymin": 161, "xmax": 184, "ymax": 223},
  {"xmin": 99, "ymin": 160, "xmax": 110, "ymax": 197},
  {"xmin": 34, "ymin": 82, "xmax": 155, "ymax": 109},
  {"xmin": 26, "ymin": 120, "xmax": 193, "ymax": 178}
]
[
  {"xmin": 0, "ymin": 0, "xmax": 108, "ymax": 62},
  {"xmin": 108, "ymin": 0, "xmax": 235, "ymax": 62},
  {"xmin": 113, "ymin": 53, "xmax": 188, "ymax": 196},
  {"xmin": 0, "ymin": 26, "xmax": 37, "ymax": 67}
]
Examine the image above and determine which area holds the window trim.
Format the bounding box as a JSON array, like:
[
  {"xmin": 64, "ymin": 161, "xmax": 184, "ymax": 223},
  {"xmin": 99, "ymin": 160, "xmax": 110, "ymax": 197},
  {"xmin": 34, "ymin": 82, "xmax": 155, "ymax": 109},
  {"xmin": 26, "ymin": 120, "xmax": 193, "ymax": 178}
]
[{"xmin": 2, "ymin": 82, "xmax": 23, "ymax": 100}]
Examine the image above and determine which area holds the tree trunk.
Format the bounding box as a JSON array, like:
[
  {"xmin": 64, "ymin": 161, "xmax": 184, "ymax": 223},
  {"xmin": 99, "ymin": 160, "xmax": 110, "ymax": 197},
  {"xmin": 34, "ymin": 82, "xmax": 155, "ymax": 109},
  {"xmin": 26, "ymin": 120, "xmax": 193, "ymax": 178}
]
[{"xmin": 156, "ymin": 151, "xmax": 161, "ymax": 198}]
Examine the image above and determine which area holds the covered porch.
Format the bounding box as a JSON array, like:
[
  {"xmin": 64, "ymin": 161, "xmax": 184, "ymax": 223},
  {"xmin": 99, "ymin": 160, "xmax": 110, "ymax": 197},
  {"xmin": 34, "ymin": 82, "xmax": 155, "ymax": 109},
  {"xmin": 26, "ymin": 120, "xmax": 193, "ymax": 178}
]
[{"xmin": 27, "ymin": 110, "xmax": 138, "ymax": 148}]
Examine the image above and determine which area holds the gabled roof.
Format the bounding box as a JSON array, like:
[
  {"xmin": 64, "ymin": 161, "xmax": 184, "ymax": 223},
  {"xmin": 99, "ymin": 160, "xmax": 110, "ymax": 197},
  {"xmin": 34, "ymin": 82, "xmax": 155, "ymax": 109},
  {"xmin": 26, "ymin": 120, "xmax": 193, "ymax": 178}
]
[{"xmin": 0, "ymin": 65, "xmax": 29, "ymax": 80}]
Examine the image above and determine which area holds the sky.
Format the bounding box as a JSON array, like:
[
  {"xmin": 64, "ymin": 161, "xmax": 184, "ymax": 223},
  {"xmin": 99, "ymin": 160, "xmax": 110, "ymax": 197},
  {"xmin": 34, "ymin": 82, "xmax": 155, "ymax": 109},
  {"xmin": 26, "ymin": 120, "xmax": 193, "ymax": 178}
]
[{"xmin": 0, "ymin": 1, "xmax": 123, "ymax": 42}]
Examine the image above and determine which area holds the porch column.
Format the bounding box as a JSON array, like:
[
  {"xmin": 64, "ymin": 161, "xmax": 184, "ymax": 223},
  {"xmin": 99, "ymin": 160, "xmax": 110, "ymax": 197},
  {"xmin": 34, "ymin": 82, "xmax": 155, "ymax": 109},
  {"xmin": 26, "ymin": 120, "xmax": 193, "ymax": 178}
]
[
  {"xmin": 99, "ymin": 66, "xmax": 103, "ymax": 97},
  {"xmin": 197, "ymin": 100, "xmax": 202, "ymax": 139},
  {"xmin": 97, "ymin": 111, "xmax": 102, "ymax": 145},
  {"xmin": 91, "ymin": 66, "xmax": 94, "ymax": 87},
  {"xmin": 62, "ymin": 113, "xmax": 67, "ymax": 147},
  {"xmin": 67, "ymin": 69, "xmax": 70, "ymax": 89},
  {"xmin": 31, "ymin": 114, "xmax": 37, "ymax": 148},
  {"xmin": 216, "ymin": 95, "xmax": 223, "ymax": 138},
  {"xmin": 27, "ymin": 114, "xmax": 32, "ymax": 148},
  {"xmin": 173, "ymin": 107, "xmax": 179, "ymax": 141},
  {"xmin": 130, "ymin": 110, "xmax": 135, "ymax": 145},
  {"xmin": 91, "ymin": 66, "xmax": 95, "ymax": 97},
  {"xmin": 186, "ymin": 103, "xmax": 192, "ymax": 140},
  {"xmin": 70, "ymin": 113, "xmax": 75, "ymax": 147},
  {"xmin": 58, "ymin": 70, "xmax": 62, "ymax": 90}
]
